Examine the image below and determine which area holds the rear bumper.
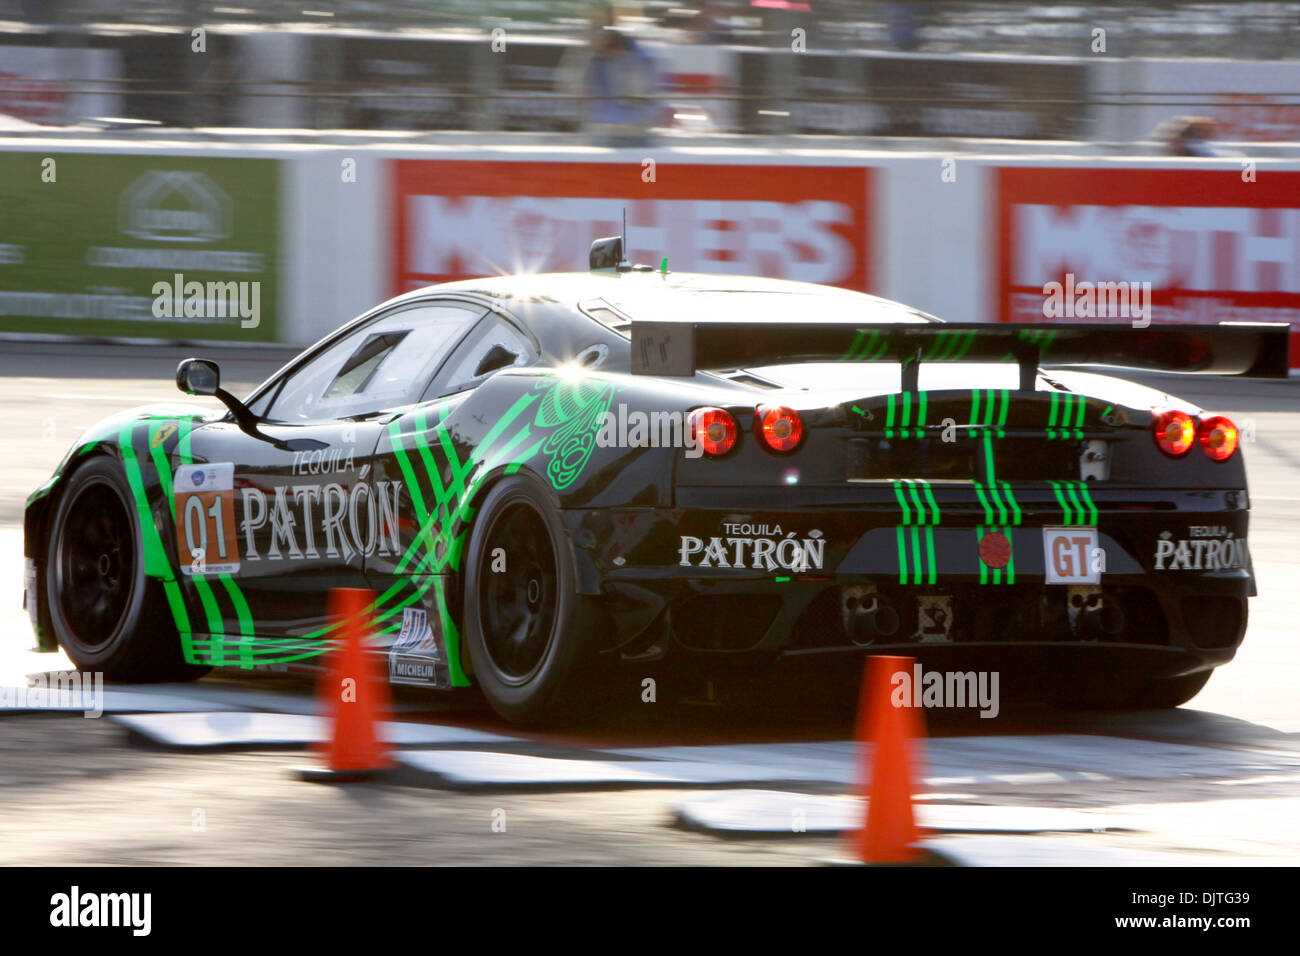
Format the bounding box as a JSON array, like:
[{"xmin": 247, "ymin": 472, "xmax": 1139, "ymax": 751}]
[{"xmin": 565, "ymin": 493, "xmax": 1253, "ymax": 676}]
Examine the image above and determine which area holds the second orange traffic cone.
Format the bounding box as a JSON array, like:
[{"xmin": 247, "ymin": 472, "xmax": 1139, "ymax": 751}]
[
  {"xmin": 299, "ymin": 587, "xmax": 393, "ymax": 782},
  {"xmin": 848, "ymin": 654, "xmax": 925, "ymax": 863}
]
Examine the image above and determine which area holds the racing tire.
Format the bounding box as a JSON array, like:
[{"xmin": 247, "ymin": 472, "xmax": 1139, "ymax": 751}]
[
  {"xmin": 462, "ymin": 474, "xmax": 601, "ymax": 725},
  {"xmin": 45, "ymin": 457, "xmax": 209, "ymax": 683},
  {"xmin": 1126, "ymin": 669, "xmax": 1213, "ymax": 709},
  {"xmin": 1051, "ymin": 668, "xmax": 1213, "ymax": 711}
]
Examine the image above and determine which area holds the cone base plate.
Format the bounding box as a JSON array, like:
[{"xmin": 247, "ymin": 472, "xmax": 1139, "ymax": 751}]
[{"xmin": 295, "ymin": 765, "xmax": 392, "ymax": 784}]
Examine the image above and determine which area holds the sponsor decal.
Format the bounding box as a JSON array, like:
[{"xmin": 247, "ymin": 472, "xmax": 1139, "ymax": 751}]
[
  {"xmin": 678, "ymin": 524, "xmax": 825, "ymax": 571},
  {"xmin": 238, "ymin": 474, "xmax": 404, "ymax": 563},
  {"xmin": 175, "ymin": 463, "xmax": 239, "ymax": 575},
  {"xmin": 175, "ymin": 462, "xmax": 407, "ymax": 570},
  {"xmin": 149, "ymin": 422, "xmax": 177, "ymax": 449},
  {"xmin": 291, "ymin": 446, "xmax": 356, "ymax": 476},
  {"xmin": 533, "ymin": 378, "xmax": 617, "ymax": 491},
  {"xmin": 916, "ymin": 595, "xmax": 954, "ymax": 643},
  {"xmin": 392, "ymin": 160, "xmax": 870, "ymax": 293},
  {"xmin": 389, "ymin": 607, "xmax": 444, "ymax": 686},
  {"xmin": 1154, "ymin": 529, "xmax": 1246, "ymax": 571}
]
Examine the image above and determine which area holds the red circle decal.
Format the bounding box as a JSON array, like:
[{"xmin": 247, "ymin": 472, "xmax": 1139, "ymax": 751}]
[{"xmin": 979, "ymin": 531, "xmax": 1011, "ymax": 569}]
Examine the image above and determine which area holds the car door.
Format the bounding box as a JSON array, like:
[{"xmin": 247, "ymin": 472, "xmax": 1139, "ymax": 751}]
[
  {"xmin": 172, "ymin": 300, "xmax": 486, "ymax": 668},
  {"xmin": 366, "ymin": 309, "xmax": 538, "ymax": 689}
]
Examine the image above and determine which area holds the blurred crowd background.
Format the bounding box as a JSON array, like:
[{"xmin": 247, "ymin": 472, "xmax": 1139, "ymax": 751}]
[
  {"xmin": 2, "ymin": 1, "xmax": 1299, "ymax": 147},
  {"xmin": 8, "ymin": 1, "xmax": 1300, "ymax": 58}
]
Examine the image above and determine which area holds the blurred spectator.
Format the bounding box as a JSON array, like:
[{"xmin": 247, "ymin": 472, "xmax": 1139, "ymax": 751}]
[
  {"xmin": 1156, "ymin": 115, "xmax": 1224, "ymax": 157},
  {"xmin": 559, "ymin": 3, "xmax": 661, "ymax": 145},
  {"xmin": 886, "ymin": 3, "xmax": 922, "ymax": 51}
]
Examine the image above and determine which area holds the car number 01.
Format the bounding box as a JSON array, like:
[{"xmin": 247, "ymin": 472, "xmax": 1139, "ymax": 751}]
[{"xmin": 174, "ymin": 463, "xmax": 240, "ymax": 575}]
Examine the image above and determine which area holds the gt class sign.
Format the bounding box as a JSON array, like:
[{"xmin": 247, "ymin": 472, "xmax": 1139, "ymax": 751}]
[{"xmin": 391, "ymin": 160, "xmax": 870, "ymax": 294}]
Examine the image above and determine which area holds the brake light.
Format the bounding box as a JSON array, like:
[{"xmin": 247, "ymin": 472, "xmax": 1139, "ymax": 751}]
[
  {"xmin": 1152, "ymin": 409, "xmax": 1196, "ymax": 457},
  {"xmin": 755, "ymin": 405, "xmax": 804, "ymax": 453},
  {"xmin": 1198, "ymin": 415, "xmax": 1238, "ymax": 462},
  {"xmin": 689, "ymin": 407, "xmax": 737, "ymax": 456}
]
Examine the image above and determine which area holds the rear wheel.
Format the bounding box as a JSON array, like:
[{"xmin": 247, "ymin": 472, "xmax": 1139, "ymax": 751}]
[
  {"xmin": 45, "ymin": 457, "xmax": 208, "ymax": 682},
  {"xmin": 1051, "ymin": 669, "xmax": 1212, "ymax": 710},
  {"xmin": 462, "ymin": 474, "xmax": 600, "ymax": 724},
  {"xmin": 1128, "ymin": 669, "xmax": 1212, "ymax": 709}
]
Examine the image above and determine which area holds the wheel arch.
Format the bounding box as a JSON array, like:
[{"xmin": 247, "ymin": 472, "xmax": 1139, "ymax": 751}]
[{"xmin": 25, "ymin": 446, "xmax": 130, "ymax": 651}]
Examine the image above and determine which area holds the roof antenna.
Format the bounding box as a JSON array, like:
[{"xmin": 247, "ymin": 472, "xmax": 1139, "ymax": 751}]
[{"xmin": 619, "ymin": 207, "xmax": 630, "ymax": 270}]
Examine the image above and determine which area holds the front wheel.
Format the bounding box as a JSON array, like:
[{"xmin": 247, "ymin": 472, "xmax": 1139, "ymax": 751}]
[
  {"xmin": 462, "ymin": 474, "xmax": 600, "ymax": 724},
  {"xmin": 45, "ymin": 457, "xmax": 208, "ymax": 683}
]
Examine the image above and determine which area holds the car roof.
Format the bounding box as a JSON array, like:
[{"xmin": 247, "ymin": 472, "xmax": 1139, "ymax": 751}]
[{"xmin": 392, "ymin": 271, "xmax": 940, "ymax": 324}]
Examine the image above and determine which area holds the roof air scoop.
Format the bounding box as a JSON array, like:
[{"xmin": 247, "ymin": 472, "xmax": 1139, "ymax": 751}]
[{"xmin": 589, "ymin": 235, "xmax": 625, "ymax": 271}]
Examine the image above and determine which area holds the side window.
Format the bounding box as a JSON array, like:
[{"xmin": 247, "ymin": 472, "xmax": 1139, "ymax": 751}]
[
  {"xmin": 266, "ymin": 303, "xmax": 483, "ymax": 422},
  {"xmin": 421, "ymin": 314, "xmax": 535, "ymax": 400}
]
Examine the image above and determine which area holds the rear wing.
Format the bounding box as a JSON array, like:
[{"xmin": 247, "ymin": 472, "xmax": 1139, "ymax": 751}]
[{"xmin": 629, "ymin": 321, "xmax": 1291, "ymax": 388}]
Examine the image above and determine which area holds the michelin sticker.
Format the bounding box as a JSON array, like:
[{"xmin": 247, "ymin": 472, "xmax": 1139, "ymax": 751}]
[{"xmin": 388, "ymin": 607, "xmax": 447, "ymax": 687}]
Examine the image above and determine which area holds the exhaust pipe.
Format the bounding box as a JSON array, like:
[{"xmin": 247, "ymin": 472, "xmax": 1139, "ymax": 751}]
[
  {"xmin": 844, "ymin": 592, "xmax": 901, "ymax": 646},
  {"xmin": 1075, "ymin": 596, "xmax": 1125, "ymax": 640}
]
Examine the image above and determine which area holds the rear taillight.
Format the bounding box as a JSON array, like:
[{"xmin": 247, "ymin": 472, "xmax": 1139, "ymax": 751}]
[
  {"xmin": 689, "ymin": 407, "xmax": 737, "ymax": 456},
  {"xmin": 1198, "ymin": 415, "xmax": 1238, "ymax": 462},
  {"xmin": 755, "ymin": 405, "xmax": 803, "ymax": 453},
  {"xmin": 1153, "ymin": 409, "xmax": 1196, "ymax": 457}
]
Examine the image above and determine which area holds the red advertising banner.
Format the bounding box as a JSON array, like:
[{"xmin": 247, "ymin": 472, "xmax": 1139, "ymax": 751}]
[
  {"xmin": 391, "ymin": 160, "xmax": 870, "ymax": 295},
  {"xmin": 996, "ymin": 166, "xmax": 1299, "ymax": 366}
]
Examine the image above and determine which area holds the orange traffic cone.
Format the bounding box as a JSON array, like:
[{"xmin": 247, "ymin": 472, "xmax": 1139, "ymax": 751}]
[
  {"xmin": 298, "ymin": 588, "xmax": 393, "ymax": 782},
  {"xmin": 848, "ymin": 654, "xmax": 925, "ymax": 863}
]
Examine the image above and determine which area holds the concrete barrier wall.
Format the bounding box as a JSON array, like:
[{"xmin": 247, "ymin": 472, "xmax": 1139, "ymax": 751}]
[{"xmin": 2, "ymin": 139, "xmax": 1296, "ymax": 366}]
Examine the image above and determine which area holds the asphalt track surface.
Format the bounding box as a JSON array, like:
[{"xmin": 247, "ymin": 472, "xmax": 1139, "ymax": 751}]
[{"xmin": 0, "ymin": 341, "xmax": 1297, "ymax": 866}]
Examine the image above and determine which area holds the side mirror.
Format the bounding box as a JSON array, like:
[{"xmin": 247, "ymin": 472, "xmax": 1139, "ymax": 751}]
[{"xmin": 177, "ymin": 358, "xmax": 220, "ymax": 396}]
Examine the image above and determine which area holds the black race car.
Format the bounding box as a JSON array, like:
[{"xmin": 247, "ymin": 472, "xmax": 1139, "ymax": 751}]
[{"xmin": 23, "ymin": 239, "xmax": 1288, "ymax": 722}]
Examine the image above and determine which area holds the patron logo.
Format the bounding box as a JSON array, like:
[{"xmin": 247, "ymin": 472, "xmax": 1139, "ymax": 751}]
[
  {"xmin": 1154, "ymin": 530, "xmax": 1246, "ymax": 571},
  {"xmin": 678, "ymin": 526, "xmax": 825, "ymax": 571},
  {"xmin": 239, "ymin": 478, "xmax": 404, "ymax": 562}
]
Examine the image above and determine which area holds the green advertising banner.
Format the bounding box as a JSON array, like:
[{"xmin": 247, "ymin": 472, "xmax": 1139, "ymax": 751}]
[{"xmin": 0, "ymin": 153, "xmax": 278, "ymax": 341}]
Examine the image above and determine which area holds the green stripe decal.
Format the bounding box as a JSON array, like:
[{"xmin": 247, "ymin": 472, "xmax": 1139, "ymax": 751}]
[
  {"xmin": 893, "ymin": 481, "xmax": 912, "ymax": 525},
  {"xmin": 897, "ymin": 525, "xmax": 937, "ymax": 585},
  {"xmin": 151, "ymin": 418, "xmax": 226, "ymax": 660},
  {"xmin": 121, "ymin": 420, "xmax": 196, "ymax": 660},
  {"xmin": 924, "ymin": 526, "xmax": 937, "ymax": 584},
  {"xmin": 896, "ymin": 526, "xmax": 908, "ymax": 585},
  {"xmin": 920, "ymin": 480, "xmax": 940, "ymax": 525},
  {"xmin": 219, "ymin": 573, "xmax": 254, "ymax": 667},
  {"xmin": 893, "ymin": 479, "xmax": 939, "ymax": 525}
]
